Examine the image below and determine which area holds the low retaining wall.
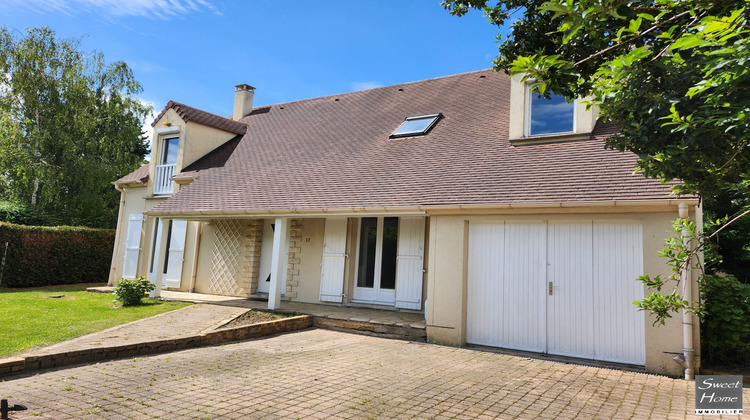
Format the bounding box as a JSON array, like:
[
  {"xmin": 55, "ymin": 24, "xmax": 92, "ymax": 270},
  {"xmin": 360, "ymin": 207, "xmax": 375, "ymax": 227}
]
[
  {"xmin": 0, "ymin": 315, "xmax": 312, "ymax": 377},
  {"xmin": 313, "ymin": 317, "xmax": 426, "ymax": 341}
]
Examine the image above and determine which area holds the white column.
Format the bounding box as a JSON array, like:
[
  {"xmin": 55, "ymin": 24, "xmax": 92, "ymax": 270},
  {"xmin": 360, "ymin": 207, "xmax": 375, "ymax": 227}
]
[{"xmin": 268, "ymin": 217, "xmax": 289, "ymax": 310}]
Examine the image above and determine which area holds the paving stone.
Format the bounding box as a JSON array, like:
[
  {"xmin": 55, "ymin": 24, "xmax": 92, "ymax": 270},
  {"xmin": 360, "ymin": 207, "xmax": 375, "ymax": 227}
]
[{"xmin": 2, "ymin": 329, "xmax": 746, "ymax": 419}]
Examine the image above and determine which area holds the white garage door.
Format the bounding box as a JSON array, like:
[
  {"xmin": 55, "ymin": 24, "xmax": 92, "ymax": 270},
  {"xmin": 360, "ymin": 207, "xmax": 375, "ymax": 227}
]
[{"xmin": 467, "ymin": 221, "xmax": 645, "ymax": 365}]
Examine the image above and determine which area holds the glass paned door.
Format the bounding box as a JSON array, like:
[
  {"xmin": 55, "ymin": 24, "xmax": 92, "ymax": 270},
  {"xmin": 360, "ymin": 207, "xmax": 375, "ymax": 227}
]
[{"xmin": 353, "ymin": 217, "xmax": 398, "ymax": 304}]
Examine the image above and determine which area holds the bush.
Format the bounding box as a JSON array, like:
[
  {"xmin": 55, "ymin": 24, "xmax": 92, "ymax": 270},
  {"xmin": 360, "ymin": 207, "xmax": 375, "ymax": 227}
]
[
  {"xmin": 0, "ymin": 202, "xmax": 61, "ymax": 226},
  {"xmin": 0, "ymin": 222, "xmax": 115, "ymax": 287},
  {"xmin": 700, "ymin": 273, "xmax": 750, "ymax": 366},
  {"xmin": 114, "ymin": 276, "xmax": 155, "ymax": 306}
]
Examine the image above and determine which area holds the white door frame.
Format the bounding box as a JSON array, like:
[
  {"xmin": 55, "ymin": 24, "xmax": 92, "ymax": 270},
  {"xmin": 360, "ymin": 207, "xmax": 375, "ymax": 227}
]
[{"xmin": 352, "ymin": 217, "xmax": 397, "ymax": 305}]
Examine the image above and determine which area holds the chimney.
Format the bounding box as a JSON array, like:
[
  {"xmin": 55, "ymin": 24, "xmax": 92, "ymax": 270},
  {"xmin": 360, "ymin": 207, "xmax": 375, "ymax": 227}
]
[{"xmin": 233, "ymin": 84, "xmax": 255, "ymax": 120}]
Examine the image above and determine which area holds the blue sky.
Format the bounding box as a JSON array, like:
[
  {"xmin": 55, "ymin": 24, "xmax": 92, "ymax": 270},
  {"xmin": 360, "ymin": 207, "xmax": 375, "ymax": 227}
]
[{"xmin": 2, "ymin": 0, "xmax": 509, "ymax": 136}]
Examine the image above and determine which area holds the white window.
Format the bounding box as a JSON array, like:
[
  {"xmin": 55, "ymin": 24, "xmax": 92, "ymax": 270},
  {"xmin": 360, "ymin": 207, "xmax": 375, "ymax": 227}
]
[
  {"xmin": 390, "ymin": 113, "xmax": 442, "ymax": 138},
  {"xmin": 160, "ymin": 137, "xmax": 179, "ymax": 165},
  {"xmin": 153, "ymin": 137, "xmax": 178, "ymax": 195},
  {"xmin": 527, "ymin": 89, "xmax": 575, "ymax": 136}
]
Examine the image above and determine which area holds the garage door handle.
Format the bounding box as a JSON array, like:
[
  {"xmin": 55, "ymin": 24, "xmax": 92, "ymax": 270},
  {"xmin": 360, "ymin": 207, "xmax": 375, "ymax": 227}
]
[{"xmin": 548, "ymin": 281, "xmax": 553, "ymax": 295}]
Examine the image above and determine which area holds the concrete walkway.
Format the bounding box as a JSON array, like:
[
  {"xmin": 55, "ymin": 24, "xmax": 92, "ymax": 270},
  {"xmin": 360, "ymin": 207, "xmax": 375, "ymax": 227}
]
[
  {"xmin": 19, "ymin": 304, "xmax": 248, "ymax": 357},
  {"xmin": 12, "ymin": 289, "xmax": 424, "ymax": 363}
]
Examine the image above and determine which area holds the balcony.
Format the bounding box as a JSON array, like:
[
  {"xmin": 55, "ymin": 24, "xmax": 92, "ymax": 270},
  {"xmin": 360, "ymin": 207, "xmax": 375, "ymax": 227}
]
[{"xmin": 154, "ymin": 164, "xmax": 176, "ymax": 195}]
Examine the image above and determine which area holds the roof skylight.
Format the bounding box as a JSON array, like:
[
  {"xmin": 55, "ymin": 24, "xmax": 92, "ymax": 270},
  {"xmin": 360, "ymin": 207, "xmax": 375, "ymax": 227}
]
[{"xmin": 390, "ymin": 113, "xmax": 442, "ymax": 138}]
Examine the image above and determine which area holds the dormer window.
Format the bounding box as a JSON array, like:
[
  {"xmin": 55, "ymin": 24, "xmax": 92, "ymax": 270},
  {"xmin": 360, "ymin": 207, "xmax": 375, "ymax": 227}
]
[
  {"xmin": 154, "ymin": 136, "xmax": 179, "ymax": 195},
  {"xmin": 161, "ymin": 137, "xmax": 179, "ymax": 165},
  {"xmin": 390, "ymin": 113, "xmax": 442, "ymax": 138},
  {"xmin": 527, "ymin": 89, "xmax": 575, "ymax": 137}
]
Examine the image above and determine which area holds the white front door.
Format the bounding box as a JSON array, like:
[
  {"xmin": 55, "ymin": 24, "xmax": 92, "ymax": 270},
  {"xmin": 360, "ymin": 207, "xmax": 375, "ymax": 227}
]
[{"xmin": 353, "ymin": 217, "xmax": 398, "ymax": 305}]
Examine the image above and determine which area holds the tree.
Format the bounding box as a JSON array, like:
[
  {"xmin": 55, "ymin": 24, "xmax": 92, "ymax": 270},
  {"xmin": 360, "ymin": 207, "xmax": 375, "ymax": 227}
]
[
  {"xmin": 443, "ymin": 0, "xmax": 748, "ymax": 196},
  {"xmin": 442, "ymin": 1, "xmax": 749, "ymax": 323},
  {"xmin": 0, "ymin": 26, "xmax": 150, "ymax": 228}
]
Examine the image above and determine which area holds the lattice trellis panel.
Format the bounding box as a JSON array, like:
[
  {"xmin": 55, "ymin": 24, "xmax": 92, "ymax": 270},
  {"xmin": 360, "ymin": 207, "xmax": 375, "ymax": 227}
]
[{"xmin": 209, "ymin": 219, "xmax": 243, "ymax": 296}]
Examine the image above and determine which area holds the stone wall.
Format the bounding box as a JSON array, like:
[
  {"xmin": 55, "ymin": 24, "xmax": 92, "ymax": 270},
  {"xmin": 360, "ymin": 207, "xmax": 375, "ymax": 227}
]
[
  {"xmin": 286, "ymin": 219, "xmax": 302, "ymax": 299},
  {"xmin": 242, "ymin": 219, "xmax": 264, "ymax": 295}
]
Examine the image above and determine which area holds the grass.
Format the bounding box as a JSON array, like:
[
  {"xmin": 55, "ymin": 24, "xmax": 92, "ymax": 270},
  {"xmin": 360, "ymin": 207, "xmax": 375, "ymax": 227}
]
[{"xmin": 0, "ymin": 283, "xmax": 191, "ymax": 358}]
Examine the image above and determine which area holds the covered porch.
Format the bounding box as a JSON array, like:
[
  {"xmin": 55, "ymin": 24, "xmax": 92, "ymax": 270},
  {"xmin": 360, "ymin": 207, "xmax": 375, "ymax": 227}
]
[{"xmin": 144, "ymin": 213, "xmax": 428, "ymax": 313}]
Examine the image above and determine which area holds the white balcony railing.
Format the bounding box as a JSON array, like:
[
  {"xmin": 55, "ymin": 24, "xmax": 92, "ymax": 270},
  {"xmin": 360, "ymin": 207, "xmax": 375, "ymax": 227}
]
[{"xmin": 154, "ymin": 164, "xmax": 176, "ymax": 195}]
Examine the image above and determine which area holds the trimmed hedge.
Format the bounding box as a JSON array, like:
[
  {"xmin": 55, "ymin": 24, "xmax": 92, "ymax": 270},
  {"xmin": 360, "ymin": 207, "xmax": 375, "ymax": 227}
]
[
  {"xmin": 0, "ymin": 222, "xmax": 115, "ymax": 287},
  {"xmin": 700, "ymin": 273, "xmax": 750, "ymax": 366}
]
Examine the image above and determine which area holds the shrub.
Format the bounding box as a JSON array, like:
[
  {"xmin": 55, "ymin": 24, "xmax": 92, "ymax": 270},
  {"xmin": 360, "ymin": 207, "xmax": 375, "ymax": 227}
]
[
  {"xmin": 0, "ymin": 202, "xmax": 61, "ymax": 226},
  {"xmin": 699, "ymin": 273, "xmax": 750, "ymax": 366},
  {"xmin": 114, "ymin": 276, "xmax": 155, "ymax": 306},
  {"xmin": 0, "ymin": 222, "xmax": 115, "ymax": 287}
]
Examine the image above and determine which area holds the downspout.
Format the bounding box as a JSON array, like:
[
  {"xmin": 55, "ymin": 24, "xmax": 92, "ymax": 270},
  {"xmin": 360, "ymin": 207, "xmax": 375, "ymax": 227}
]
[
  {"xmin": 189, "ymin": 221, "xmax": 203, "ymax": 293},
  {"xmin": 679, "ymin": 202, "xmax": 695, "ymax": 380},
  {"xmin": 108, "ymin": 185, "xmax": 127, "ymax": 286}
]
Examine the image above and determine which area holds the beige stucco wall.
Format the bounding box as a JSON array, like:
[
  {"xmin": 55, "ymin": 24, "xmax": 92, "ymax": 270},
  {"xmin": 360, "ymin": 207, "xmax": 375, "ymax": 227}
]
[
  {"xmin": 109, "ymin": 185, "xmax": 203, "ymax": 294},
  {"xmin": 193, "ymin": 220, "xmax": 216, "ymax": 294},
  {"xmin": 424, "ymin": 205, "xmax": 701, "ymax": 377},
  {"xmin": 109, "ymin": 185, "xmax": 150, "ymax": 284},
  {"xmin": 115, "ymin": 105, "xmax": 246, "ymax": 291},
  {"xmin": 292, "ymin": 218, "xmax": 325, "ymax": 303},
  {"xmin": 148, "ymin": 109, "xmax": 184, "ymax": 197},
  {"xmin": 181, "ymin": 121, "xmax": 236, "ymax": 169},
  {"xmin": 148, "ymin": 109, "xmax": 237, "ymax": 197}
]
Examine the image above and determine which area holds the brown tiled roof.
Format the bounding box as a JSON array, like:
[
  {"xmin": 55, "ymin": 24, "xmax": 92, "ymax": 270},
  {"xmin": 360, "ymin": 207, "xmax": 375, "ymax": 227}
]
[
  {"xmin": 114, "ymin": 163, "xmax": 149, "ymax": 185},
  {"xmin": 151, "ymin": 101, "xmax": 247, "ymax": 135},
  {"xmin": 149, "ymin": 69, "xmax": 684, "ymax": 216}
]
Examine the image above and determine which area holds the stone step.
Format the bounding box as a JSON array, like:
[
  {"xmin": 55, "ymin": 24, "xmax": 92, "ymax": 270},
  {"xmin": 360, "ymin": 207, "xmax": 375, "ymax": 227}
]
[{"xmin": 311, "ymin": 316, "xmax": 426, "ymax": 342}]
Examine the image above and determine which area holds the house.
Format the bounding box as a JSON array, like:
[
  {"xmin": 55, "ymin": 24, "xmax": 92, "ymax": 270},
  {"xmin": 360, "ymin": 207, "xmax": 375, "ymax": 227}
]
[{"xmin": 108, "ymin": 70, "xmax": 701, "ymax": 377}]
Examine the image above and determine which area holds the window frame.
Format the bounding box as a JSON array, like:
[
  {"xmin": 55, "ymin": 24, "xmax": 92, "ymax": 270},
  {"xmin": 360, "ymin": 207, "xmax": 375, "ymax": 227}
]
[
  {"xmin": 390, "ymin": 113, "xmax": 443, "ymax": 139},
  {"xmin": 160, "ymin": 136, "xmax": 180, "ymax": 165},
  {"xmin": 525, "ymin": 86, "xmax": 577, "ymax": 137}
]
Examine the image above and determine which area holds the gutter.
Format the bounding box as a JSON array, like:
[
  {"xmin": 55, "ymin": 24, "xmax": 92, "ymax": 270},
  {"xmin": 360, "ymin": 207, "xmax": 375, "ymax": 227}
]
[
  {"xmin": 144, "ymin": 198, "xmax": 700, "ymax": 219},
  {"xmin": 679, "ymin": 202, "xmax": 696, "ymax": 380},
  {"xmin": 108, "ymin": 184, "xmax": 127, "ymax": 286}
]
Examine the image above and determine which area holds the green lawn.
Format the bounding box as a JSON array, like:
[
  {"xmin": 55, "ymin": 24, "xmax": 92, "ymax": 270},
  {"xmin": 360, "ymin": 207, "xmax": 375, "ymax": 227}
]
[{"xmin": 0, "ymin": 283, "xmax": 191, "ymax": 358}]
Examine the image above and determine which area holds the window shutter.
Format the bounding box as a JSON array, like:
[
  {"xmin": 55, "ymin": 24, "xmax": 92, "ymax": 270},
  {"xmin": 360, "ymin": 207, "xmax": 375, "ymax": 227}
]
[
  {"xmin": 122, "ymin": 214, "xmax": 144, "ymax": 279},
  {"xmin": 319, "ymin": 218, "xmax": 348, "ymax": 303},
  {"xmin": 395, "ymin": 217, "xmax": 425, "ymax": 310},
  {"xmin": 164, "ymin": 220, "xmax": 188, "ymax": 288}
]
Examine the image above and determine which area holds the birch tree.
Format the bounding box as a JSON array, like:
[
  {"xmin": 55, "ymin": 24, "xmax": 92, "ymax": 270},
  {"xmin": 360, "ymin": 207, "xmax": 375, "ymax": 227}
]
[{"xmin": 0, "ymin": 26, "xmax": 149, "ymax": 228}]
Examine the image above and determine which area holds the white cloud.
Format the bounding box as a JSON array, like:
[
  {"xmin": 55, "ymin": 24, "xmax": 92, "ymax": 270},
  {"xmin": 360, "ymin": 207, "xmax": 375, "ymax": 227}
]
[
  {"xmin": 350, "ymin": 81, "xmax": 383, "ymax": 91},
  {"xmin": 137, "ymin": 98, "xmax": 158, "ymax": 160},
  {"xmin": 2, "ymin": 0, "xmax": 220, "ymax": 19}
]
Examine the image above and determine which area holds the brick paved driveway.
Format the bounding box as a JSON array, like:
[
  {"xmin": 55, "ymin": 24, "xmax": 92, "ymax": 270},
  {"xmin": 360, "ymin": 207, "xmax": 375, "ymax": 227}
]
[{"xmin": 1, "ymin": 329, "xmax": 746, "ymax": 419}]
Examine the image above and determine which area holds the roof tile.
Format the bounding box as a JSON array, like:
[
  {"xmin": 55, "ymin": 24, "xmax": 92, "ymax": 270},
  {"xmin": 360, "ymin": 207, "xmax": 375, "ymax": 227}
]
[
  {"xmin": 148, "ymin": 70, "xmax": 683, "ymax": 215},
  {"xmin": 151, "ymin": 101, "xmax": 247, "ymax": 135}
]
